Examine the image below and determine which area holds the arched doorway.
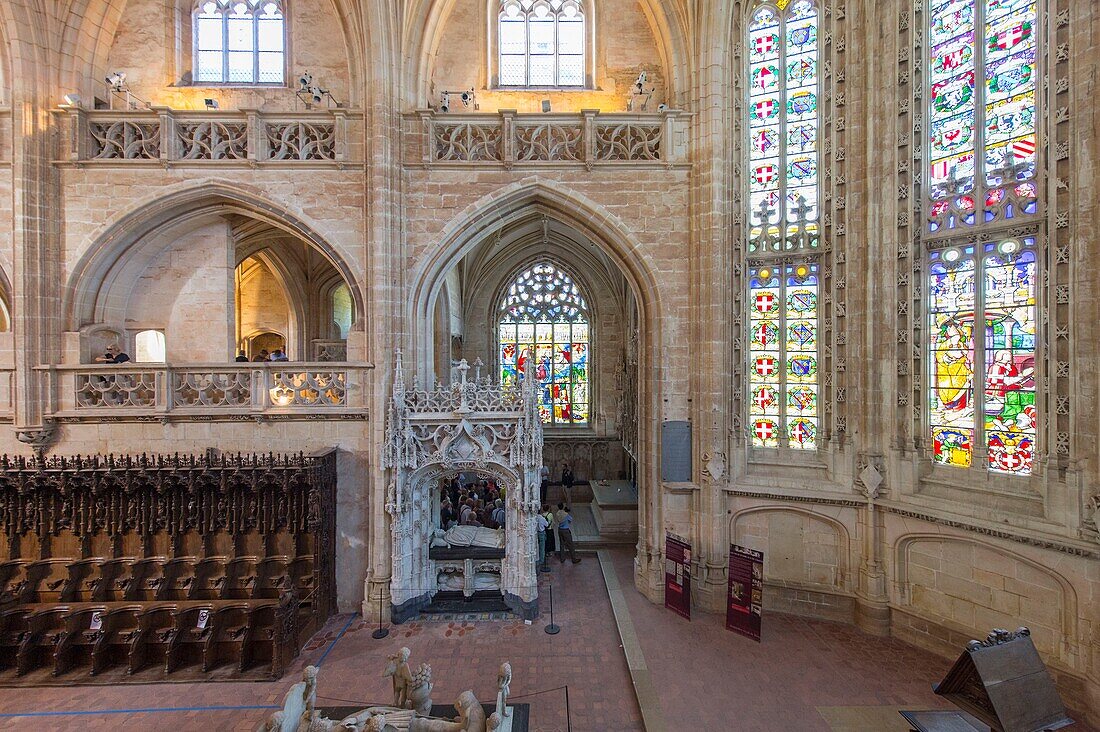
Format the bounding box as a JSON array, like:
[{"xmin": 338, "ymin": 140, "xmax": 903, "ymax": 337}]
[{"xmin": 400, "ymin": 183, "xmax": 665, "ymax": 607}]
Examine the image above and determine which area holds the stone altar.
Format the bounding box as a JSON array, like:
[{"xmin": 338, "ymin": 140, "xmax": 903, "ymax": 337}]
[{"xmin": 590, "ymin": 479, "xmax": 639, "ymax": 540}]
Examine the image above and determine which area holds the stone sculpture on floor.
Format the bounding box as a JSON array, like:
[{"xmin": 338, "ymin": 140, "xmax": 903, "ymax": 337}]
[
  {"xmin": 408, "ymin": 662, "xmax": 434, "ymax": 715},
  {"xmin": 257, "ymin": 655, "xmax": 514, "ymax": 732},
  {"xmin": 495, "ymin": 662, "xmax": 511, "ymax": 719},
  {"xmin": 408, "ymin": 690, "xmax": 486, "ymax": 732},
  {"xmin": 385, "ymin": 647, "xmax": 415, "ymax": 708}
]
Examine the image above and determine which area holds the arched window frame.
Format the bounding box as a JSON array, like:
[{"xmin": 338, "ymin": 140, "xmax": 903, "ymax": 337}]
[
  {"xmin": 917, "ymin": 0, "xmax": 1050, "ymax": 480},
  {"xmin": 496, "ymin": 262, "xmax": 592, "ymax": 427},
  {"xmin": 492, "ymin": 0, "xmax": 593, "ymax": 88},
  {"xmin": 134, "ymin": 330, "xmax": 167, "ymax": 363},
  {"xmin": 191, "ymin": 0, "xmax": 287, "ymax": 86},
  {"xmin": 743, "ymin": 0, "xmax": 828, "ymax": 459}
]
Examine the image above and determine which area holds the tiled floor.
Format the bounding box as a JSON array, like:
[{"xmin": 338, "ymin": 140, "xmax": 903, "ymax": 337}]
[{"xmin": 0, "ymin": 550, "xmax": 1090, "ymax": 731}]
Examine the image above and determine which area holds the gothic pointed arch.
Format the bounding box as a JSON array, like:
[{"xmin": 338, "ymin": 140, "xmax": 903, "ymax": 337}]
[{"xmin": 64, "ymin": 182, "xmax": 364, "ymax": 333}]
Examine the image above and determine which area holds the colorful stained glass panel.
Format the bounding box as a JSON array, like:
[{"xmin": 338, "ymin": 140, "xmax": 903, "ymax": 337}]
[
  {"xmin": 748, "ymin": 263, "xmax": 819, "ymax": 450},
  {"xmin": 499, "ymin": 263, "xmax": 590, "ymax": 426},
  {"xmin": 928, "ymin": 239, "xmax": 1037, "ymax": 475}
]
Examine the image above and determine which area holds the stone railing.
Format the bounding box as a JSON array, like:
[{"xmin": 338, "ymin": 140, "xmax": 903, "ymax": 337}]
[
  {"xmin": 404, "ymin": 109, "xmax": 689, "ymax": 167},
  {"xmin": 57, "ymin": 108, "xmax": 359, "ymax": 164},
  {"xmin": 41, "ymin": 363, "xmax": 369, "ymax": 421}
]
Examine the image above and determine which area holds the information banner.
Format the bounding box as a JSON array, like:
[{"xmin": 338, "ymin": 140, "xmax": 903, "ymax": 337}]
[
  {"xmin": 664, "ymin": 533, "xmax": 692, "ymax": 620},
  {"xmin": 726, "ymin": 543, "xmax": 763, "ymax": 641}
]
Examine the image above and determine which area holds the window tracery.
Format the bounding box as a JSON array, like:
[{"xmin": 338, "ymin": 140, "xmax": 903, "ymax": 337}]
[
  {"xmin": 920, "ymin": 0, "xmax": 1047, "ymax": 477},
  {"xmin": 744, "ymin": 0, "xmax": 824, "ymax": 453},
  {"xmin": 193, "ymin": 0, "xmax": 286, "ymax": 85},
  {"xmin": 927, "ymin": 0, "xmax": 1039, "ymax": 233},
  {"xmin": 498, "ymin": 263, "xmax": 590, "ymax": 426},
  {"xmin": 498, "ymin": 0, "xmax": 586, "ymax": 87}
]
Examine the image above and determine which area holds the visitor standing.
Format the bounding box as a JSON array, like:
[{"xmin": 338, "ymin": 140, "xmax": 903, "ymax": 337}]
[
  {"xmin": 491, "ymin": 498, "xmax": 505, "ymax": 528},
  {"xmin": 543, "ymin": 503, "xmax": 557, "ymax": 558},
  {"xmin": 539, "ymin": 464, "xmax": 549, "ymax": 503},
  {"xmin": 536, "ymin": 505, "xmax": 551, "ymax": 571},
  {"xmin": 560, "ymin": 463, "xmax": 575, "ymax": 508},
  {"xmin": 555, "ymin": 503, "xmax": 580, "ymax": 563}
]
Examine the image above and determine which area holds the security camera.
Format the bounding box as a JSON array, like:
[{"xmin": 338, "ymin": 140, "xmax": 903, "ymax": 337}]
[
  {"xmin": 310, "ymin": 86, "xmax": 324, "ymax": 105},
  {"xmin": 633, "ymin": 70, "xmax": 648, "ymax": 95},
  {"xmin": 460, "ymin": 90, "xmax": 474, "ymax": 107},
  {"xmin": 658, "ymin": 103, "xmax": 669, "ymax": 112},
  {"xmin": 105, "ymin": 72, "xmax": 127, "ymax": 90},
  {"xmin": 439, "ymin": 91, "xmax": 450, "ymax": 113}
]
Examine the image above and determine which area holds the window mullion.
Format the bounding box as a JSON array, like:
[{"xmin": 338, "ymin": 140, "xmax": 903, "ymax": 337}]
[{"xmin": 222, "ymin": 14, "xmax": 229, "ymax": 83}]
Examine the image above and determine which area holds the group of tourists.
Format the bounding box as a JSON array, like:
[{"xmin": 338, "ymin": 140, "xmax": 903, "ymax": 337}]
[
  {"xmin": 439, "ymin": 477, "xmax": 507, "ymax": 530},
  {"xmin": 437, "ymin": 467, "xmax": 582, "ymax": 567},
  {"xmin": 236, "ymin": 348, "xmax": 289, "ymax": 362}
]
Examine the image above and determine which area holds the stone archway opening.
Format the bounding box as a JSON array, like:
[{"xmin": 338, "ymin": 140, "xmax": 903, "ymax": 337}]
[{"xmin": 401, "ymin": 186, "xmax": 662, "ymax": 607}]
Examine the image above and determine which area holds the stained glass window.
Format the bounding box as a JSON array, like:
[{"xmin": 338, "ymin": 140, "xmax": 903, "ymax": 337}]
[
  {"xmin": 929, "ymin": 237, "xmax": 1037, "ymax": 475},
  {"xmin": 498, "ymin": 0, "xmax": 585, "ymax": 87},
  {"xmin": 927, "ymin": 0, "xmax": 1039, "ymax": 232},
  {"xmin": 499, "ymin": 263, "xmax": 589, "ymax": 425},
  {"xmin": 748, "ymin": 262, "xmax": 819, "ymax": 450},
  {"xmin": 194, "ymin": 0, "xmax": 285, "ymax": 85},
  {"xmin": 747, "ymin": 0, "xmax": 820, "ymax": 254}
]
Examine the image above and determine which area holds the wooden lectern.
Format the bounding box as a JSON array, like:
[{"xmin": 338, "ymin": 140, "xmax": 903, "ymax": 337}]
[{"xmin": 900, "ymin": 627, "xmax": 1075, "ymax": 732}]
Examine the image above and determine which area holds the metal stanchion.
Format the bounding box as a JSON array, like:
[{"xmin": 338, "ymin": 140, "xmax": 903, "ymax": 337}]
[
  {"xmin": 544, "ymin": 584, "xmax": 560, "ymax": 635},
  {"xmin": 372, "ymin": 587, "xmax": 390, "ymax": 639}
]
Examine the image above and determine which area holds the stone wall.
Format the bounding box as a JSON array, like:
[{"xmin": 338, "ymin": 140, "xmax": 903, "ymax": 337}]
[
  {"xmin": 127, "ymin": 221, "xmax": 235, "ymax": 361},
  {"xmin": 429, "ymin": 0, "xmax": 667, "ymax": 113},
  {"xmin": 106, "ymin": 0, "xmax": 354, "ymax": 109}
]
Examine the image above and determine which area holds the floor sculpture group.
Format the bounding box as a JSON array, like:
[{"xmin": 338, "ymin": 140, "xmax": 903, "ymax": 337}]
[{"xmin": 260, "ymin": 648, "xmax": 514, "ymax": 732}]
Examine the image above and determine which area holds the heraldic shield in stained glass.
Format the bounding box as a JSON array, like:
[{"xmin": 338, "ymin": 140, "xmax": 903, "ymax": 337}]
[
  {"xmin": 927, "ymin": 0, "xmax": 1039, "ymax": 232},
  {"xmin": 748, "ymin": 262, "xmax": 819, "ymax": 450},
  {"xmin": 928, "ymin": 238, "xmax": 1037, "ymax": 475},
  {"xmin": 748, "ymin": 0, "xmax": 820, "ymax": 254},
  {"xmin": 499, "ymin": 263, "xmax": 590, "ymax": 426}
]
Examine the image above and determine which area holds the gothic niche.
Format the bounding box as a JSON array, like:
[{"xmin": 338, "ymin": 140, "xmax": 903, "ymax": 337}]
[{"xmin": 382, "ymin": 352, "xmax": 543, "ymax": 622}]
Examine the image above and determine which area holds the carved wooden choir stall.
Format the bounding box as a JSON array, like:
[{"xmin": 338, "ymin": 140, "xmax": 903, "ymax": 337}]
[
  {"xmin": 0, "ymin": 450, "xmax": 336, "ymax": 684},
  {"xmin": 382, "ymin": 354, "xmax": 543, "ymax": 622}
]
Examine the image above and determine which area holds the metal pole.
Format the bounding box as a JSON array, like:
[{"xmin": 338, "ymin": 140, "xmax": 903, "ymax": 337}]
[
  {"xmin": 544, "ymin": 584, "xmax": 560, "ymax": 635},
  {"xmin": 372, "ymin": 587, "xmax": 390, "ymax": 639}
]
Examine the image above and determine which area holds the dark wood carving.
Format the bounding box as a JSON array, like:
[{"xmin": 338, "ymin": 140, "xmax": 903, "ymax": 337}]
[{"xmin": 0, "ymin": 450, "xmax": 336, "ymax": 685}]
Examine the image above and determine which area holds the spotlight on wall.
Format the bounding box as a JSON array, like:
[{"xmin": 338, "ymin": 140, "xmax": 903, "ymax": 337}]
[
  {"xmin": 437, "ymin": 89, "xmax": 478, "ymax": 114},
  {"xmin": 105, "ymin": 72, "xmax": 127, "ymax": 91},
  {"xmin": 294, "ymin": 73, "xmax": 342, "ymax": 109},
  {"xmin": 204, "ymin": 98, "xmax": 219, "ymax": 110},
  {"xmin": 541, "ymin": 99, "xmax": 552, "ymax": 113},
  {"xmin": 628, "ymin": 69, "xmax": 655, "ymax": 111},
  {"xmin": 62, "ymin": 93, "xmax": 82, "ymax": 108},
  {"xmin": 657, "ymin": 103, "xmax": 669, "ymax": 112}
]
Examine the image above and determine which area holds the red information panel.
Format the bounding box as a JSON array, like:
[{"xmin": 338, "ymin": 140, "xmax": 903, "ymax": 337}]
[
  {"xmin": 664, "ymin": 533, "xmax": 691, "ymax": 620},
  {"xmin": 726, "ymin": 544, "xmax": 763, "ymax": 641}
]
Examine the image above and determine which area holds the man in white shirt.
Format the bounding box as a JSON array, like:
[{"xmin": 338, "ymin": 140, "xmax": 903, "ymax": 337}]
[{"xmin": 535, "ymin": 505, "xmax": 551, "ymax": 571}]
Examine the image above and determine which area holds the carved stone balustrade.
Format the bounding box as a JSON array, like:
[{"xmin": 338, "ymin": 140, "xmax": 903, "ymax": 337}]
[
  {"xmin": 56, "ymin": 107, "xmax": 362, "ymax": 165},
  {"xmin": 403, "ymin": 108, "xmax": 690, "ymax": 168},
  {"xmin": 38, "ymin": 363, "xmax": 370, "ymax": 422}
]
